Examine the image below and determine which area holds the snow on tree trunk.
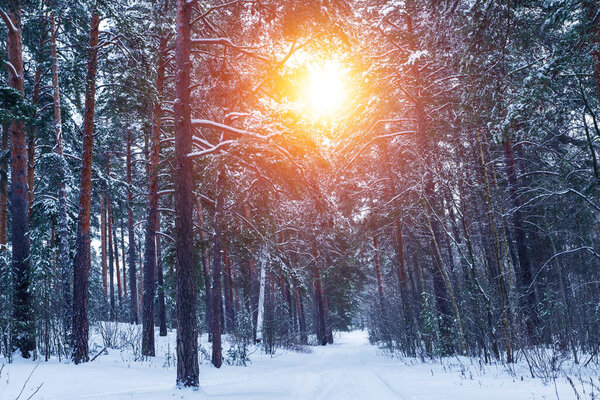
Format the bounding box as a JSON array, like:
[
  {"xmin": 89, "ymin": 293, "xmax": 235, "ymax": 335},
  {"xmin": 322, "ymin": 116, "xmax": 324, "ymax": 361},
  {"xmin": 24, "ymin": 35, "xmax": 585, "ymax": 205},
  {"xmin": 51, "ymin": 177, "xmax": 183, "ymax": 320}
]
[{"xmin": 255, "ymin": 252, "xmax": 266, "ymax": 343}]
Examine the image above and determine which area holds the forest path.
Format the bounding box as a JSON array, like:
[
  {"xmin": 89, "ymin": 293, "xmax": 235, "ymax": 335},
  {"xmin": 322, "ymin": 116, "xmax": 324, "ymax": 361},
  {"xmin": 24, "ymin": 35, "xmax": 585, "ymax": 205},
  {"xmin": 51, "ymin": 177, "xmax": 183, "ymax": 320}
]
[{"xmin": 1, "ymin": 330, "xmax": 577, "ymax": 399}]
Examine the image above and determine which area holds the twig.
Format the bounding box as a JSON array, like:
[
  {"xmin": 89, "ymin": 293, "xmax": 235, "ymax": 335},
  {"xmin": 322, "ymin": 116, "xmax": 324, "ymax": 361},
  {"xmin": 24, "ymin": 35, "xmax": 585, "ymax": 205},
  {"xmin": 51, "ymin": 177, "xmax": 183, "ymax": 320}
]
[
  {"xmin": 25, "ymin": 383, "xmax": 44, "ymax": 400},
  {"xmin": 566, "ymin": 376, "xmax": 581, "ymax": 400},
  {"xmin": 90, "ymin": 346, "xmax": 107, "ymax": 362},
  {"xmin": 15, "ymin": 363, "xmax": 39, "ymax": 400}
]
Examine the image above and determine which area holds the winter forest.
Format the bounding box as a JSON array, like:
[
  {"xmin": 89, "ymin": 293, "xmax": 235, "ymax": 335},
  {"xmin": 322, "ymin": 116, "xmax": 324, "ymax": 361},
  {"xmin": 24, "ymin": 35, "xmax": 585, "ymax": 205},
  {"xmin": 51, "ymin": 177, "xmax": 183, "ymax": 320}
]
[{"xmin": 1, "ymin": 0, "xmax": 600, "ymax": 399}]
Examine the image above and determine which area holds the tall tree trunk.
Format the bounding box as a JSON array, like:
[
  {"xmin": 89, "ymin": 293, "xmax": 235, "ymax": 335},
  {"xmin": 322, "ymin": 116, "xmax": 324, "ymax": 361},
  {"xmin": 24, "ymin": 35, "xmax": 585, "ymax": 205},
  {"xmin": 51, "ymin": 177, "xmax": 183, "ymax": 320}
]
[
  {"xmin": 142, "ymin": 34, "xmax": 167, "ymax": 355},
  {"xmin": 294, "ymin": 282, "xmax": 307, "ymax": 343},
  {"xmin": 404, "ymin": 9, "xmax": 466, "ymax": 355},
  {"xmin": 28, "ymin": 16, "xmax": 45, "ymax": 218},
  {"xmin": 0, "ymin": 124, "xmax": 8, "ymax": 358},
  {"xmin": 156, "ymin": 213, "xmax": 167, "ymax": 336},
  {"xmin": 28, "ymin": 64, "xmax": 41, "ymax": 217},
  {"xmin": 323, "ymin": 287, "xmax": 334, "ymax": 345},
  {"xmin": 121, "ymin": 217, "xmax": 127, "ymax": 297},
  {"xmin": 127, "ymin": 130, "xmax": 139, "ymax": 324},
  {"xmin": 503, "ymin": 139, "xmax": 538, "ymax": 342},
  {"xmin": 113, "ymin": 218, "xmax": 122, "ymax": 302},
  {"xmin": 72, "ymin": 11, "xmax": 100, "ymax": 364},
  {"xmin": 50, "ymin": 11, "xmax": 73, "ymax": 339},
  {"xmin": 584, "ymin": 1, "xmax": 600, "ymax": 98},
  {"xmin": 382, "ymin": 145, "xmax": 415, "ymax": 351},
  {"xmin": 107, "ymin": 156, "xmax": 115, "ymax": 320},
  {"xmin": 223, "ymin": 246, "xmax": 235, "ymax": 333},
  {"xmin": 101, "ymin": 195, "xmax": 107, "ymax": 296},
  {"xmin": 255, "ymin": 253, "xmax": 266, "ymax": 342},
  {"xmin": 312, "ymin": 247, "xmax": 327, "ymax": 346},
  {"xmin": 138, "ymin": 241, "xmax": 143, "ymax": 315},
  {"xmin": 0, "ymin": 125, "xmax": 8, "ymax": 250},
  {"xmin": 196, "ymin": 200, "xmax": 212, "ymax": 339},
  {"xmin": 211, "ymin": 168, "xmax": 225, "ymax": 368},
  {"xmin": 174, "ymin": 0, "xmax": 199, "ymax": 385},
  {"xmin": 4, "ymin": 1, "xmax": 34, "ymax": 358},
  {"xmin": 243, "ymin": 203, "xmax": 259, "ymax": 340},
  {"xmin": 476, "ymin": 130, "xmax": 512, "ymax": 362},
  {"xmin": 284, "ymin": 281, "xmax": 295, "ymax": 333},
  {"xmin": 372, "ymin": 235, "xmax": 385, "ymax": 311}
]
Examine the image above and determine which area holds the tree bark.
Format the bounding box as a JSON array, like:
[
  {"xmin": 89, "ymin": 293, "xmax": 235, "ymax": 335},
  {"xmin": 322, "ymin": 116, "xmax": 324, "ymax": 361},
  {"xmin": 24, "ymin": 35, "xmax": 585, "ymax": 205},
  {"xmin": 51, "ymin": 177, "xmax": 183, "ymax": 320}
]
[
  {"xmin": 156, "ymin": 214, "xmax": 167, "ymax": 336},
  {"xmin": 127, "ymin": 130, "xmax": 139, "ymax": 324},
  {"xmin": 5, "ymin": 1, "xmax": 34, "ymax": 358},
  {"xmin": 294, "ymin": 282, "xmax": 307, "ymax": 343},
  {"xmin": 113, "ymin": 217, "xmax": 122, "ymax": 302},
  {"xmin": 50, "ymin": 11, "xmax": 73, "ymax": 336},
  {"xmin": 243, "ymin": 203, "xmax": 259, "ymax": 340},
  {"xmin": 211, "ymin": 168, "xmax": 225, "ymax": 368},
  {"xmin": 142, "ymin": 33, "xmax": 167, "ymax": 354},
  {"xmin": 284, "ymin": 280, "xmax": 295, "ymax": 333},
  {"xmin": 196, "ymin": 200, "xmax": 212, "ymax": 338},
  {"xmin": 403, "ymin": 9, "xmax": 466, "ymax": 355},
  {"xmin": 312, "ymin": 247, "xmax": 327, "ymax": 346},
  {"xmin": 107, "ymin": 156, "xmax": 115, "ymax": 320},
  {"xmin": 28, "ymin": 64, "xmax": 40, "ymax": 217},
  {"xmin": 101, "ymin": 195, "xmax": 107, "ymax": 296},
  {"xmin": 323, "ymin": 287, "xmax": 334, "ymax": 345},
  {"xmin": 121, "ymin": 219, "xmax": 127, "ymax": 298},
  {"xmin": 138, "ymin": 241, "xmax": 143, "ymax": 315},
  {"xmin": 476, "ymin": 130, "xmax": 512, "ymax": 362},
  {"xmin": 174, "ymin": 0, "xmax": 199, "ymax": 385},
  {"xmin": 223, "ymin": 246, "xmax": 235, "ymax": 333},
  {"xmin": 0, "ymin": 125, "xmax": 8, "ymax": 250},
  {"xmin": 72, "ymin": 11, "xmax": 100, "ymax": 364},
  {"xmin": 503, "ymin": 139, "xmax": 538, "ymax": 342},
  {"xmin": 584, "ymin": 1, "xmax": 600, "ymax": 99},
  {"xmin": 372, "ymin": 235, "xmax": 385, "ymax": 312}
]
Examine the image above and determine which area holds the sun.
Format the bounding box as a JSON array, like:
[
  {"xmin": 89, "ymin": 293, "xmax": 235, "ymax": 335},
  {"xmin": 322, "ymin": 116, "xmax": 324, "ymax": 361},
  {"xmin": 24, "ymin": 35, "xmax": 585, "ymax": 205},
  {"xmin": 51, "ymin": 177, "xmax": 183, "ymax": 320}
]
[{"xmin": 297, "ymin": 58, "xmax": 349, "ymax": 121}]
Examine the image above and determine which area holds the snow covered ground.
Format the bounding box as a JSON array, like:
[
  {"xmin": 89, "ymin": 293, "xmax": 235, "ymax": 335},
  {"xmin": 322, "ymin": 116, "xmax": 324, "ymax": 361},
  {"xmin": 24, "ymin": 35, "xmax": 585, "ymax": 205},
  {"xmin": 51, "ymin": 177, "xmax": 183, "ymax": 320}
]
[{"xmin": 0, "ymin": 327, "xmax": 588, "ymax": 399}]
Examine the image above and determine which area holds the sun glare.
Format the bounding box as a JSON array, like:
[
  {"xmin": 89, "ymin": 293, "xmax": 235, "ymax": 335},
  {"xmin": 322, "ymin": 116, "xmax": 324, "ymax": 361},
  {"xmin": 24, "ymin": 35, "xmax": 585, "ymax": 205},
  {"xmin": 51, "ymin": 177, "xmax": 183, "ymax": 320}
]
[{"xmin": 298, "ymin": 58, "xmax": 348, "ymax": 121}]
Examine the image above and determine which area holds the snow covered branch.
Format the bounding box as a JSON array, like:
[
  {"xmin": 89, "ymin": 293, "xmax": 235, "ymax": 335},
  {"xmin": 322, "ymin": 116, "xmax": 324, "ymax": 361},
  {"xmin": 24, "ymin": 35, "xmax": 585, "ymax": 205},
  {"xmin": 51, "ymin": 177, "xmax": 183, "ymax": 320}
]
[
  {"xmin": 191, "ymin": 119, "xmax": 278, "ymax": 141},
  {"xmin": 3, "ymin": 60, "xmax": 19, "ymax": 80},
  {"xmin": 191, "ymin": 38, "xmax": 270, "ymax": 62},
  {"xmin": 187, "ymin": 139, "xmax": 234, "ymax": 158},
  {"xmin": 0, "ymin": 9, "xmax": 17, "ymax": 33}
]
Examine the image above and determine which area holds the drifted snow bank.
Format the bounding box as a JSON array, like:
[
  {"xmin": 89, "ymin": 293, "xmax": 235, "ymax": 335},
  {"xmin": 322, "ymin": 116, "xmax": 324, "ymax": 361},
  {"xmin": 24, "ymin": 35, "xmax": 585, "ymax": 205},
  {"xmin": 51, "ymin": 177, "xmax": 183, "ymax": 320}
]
[{"xmin": 0, "ymin": 327, "xmax": 590, "ymax": 399}]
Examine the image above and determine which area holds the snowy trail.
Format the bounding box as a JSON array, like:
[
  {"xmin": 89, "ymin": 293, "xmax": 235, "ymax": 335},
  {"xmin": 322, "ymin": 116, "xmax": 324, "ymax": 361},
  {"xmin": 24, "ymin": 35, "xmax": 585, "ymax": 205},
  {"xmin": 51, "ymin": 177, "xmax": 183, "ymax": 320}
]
[{"xmin": 0, "ymin": 330, "xmax": 578, "ymax": 399}]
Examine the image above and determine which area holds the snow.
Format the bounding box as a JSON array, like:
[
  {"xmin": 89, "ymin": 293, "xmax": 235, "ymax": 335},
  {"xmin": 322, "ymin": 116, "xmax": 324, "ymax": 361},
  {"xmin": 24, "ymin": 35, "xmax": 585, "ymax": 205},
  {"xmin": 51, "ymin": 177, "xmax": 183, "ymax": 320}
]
[
  {"xmin": 407, "ymin": 50, "xmax": 429, "ymax": 66},
  {"xmin": 0, "ymin": 328, "xmax": 583, "ymax": 399}
]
